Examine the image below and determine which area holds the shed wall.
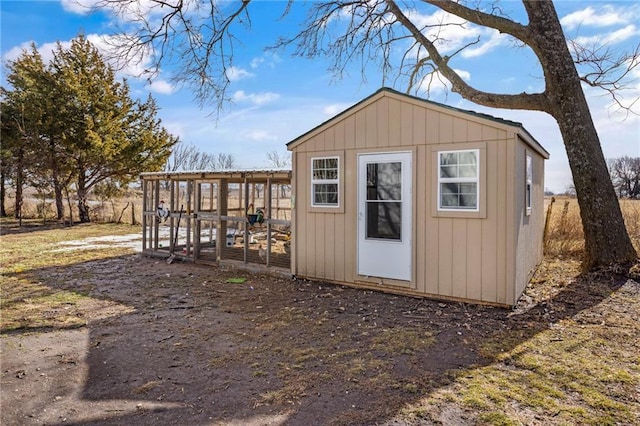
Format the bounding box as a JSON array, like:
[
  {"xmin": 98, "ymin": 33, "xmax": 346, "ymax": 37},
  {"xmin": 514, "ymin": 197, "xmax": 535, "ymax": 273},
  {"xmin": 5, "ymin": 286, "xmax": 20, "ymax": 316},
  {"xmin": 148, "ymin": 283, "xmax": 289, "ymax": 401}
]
[
  {"xmin": 291, "ymin": 93, "xmax": 531, "ymax": 305},
  {"xmin": 513, "ymin": 139, "xmax": 547, "ymax": 299}
]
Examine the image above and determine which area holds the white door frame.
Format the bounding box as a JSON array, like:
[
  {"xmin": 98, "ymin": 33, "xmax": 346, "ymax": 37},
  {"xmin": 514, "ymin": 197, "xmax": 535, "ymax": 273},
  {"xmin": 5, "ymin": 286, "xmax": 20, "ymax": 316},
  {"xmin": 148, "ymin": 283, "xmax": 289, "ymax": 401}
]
[{"xmin": 357, "ymin": 151, "xmax": 412, "ymax": 281}]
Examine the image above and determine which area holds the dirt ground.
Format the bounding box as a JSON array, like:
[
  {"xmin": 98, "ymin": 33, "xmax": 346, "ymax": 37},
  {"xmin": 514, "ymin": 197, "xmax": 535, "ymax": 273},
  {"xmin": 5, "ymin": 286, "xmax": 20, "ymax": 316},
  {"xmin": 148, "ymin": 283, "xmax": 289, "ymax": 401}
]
[{"xmin": 1, "ymin": 234, "xmax": 637, "ymax": 425}]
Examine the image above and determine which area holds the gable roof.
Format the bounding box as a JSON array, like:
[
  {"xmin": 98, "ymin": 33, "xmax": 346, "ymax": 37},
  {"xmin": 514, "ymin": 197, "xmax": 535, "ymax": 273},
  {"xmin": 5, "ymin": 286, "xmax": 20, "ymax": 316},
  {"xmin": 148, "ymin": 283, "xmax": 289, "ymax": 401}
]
[{"xmin": 287, "ymin": 87, "xmax": 549, "ymax": 159}]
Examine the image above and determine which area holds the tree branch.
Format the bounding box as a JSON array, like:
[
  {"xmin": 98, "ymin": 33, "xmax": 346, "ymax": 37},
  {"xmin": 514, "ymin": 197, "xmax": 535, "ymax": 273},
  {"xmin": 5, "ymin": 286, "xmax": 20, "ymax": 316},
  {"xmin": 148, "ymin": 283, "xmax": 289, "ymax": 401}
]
[
  {"xmin": 385, "ymin": 0, "xmax": 549, "ymax": 112},
  {"xmin": 422, "ymin": 0, "xmax": 530, "ymax": 42}
]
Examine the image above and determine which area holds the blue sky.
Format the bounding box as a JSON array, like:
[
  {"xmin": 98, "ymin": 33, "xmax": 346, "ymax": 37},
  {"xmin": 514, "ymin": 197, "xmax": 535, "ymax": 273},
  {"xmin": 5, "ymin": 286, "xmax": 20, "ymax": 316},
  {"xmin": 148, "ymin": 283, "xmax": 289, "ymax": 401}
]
[{"xmin": 2, "ymin": 0, "xmax": 639, "ymax": 193}]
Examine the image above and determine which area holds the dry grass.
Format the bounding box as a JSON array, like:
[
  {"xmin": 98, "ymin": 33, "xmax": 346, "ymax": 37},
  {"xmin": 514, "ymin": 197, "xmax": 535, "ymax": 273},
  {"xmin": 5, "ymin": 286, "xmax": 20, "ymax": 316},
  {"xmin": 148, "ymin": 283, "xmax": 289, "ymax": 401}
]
[
  {"xmin": 544, "ymin": 197, "xmax": 640, "ymax": 259},
  {"xmin": 0, "ymin": 219, "xmax": 139, "ymax": 332},
  {"xmin": 398, "ymin": 260, "xmax": 640, "ymax": 425}
]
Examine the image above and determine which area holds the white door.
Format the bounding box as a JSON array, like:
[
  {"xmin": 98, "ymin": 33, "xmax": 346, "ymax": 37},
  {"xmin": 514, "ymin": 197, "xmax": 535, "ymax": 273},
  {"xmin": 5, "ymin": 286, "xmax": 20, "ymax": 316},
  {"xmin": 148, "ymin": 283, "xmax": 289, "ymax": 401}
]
[{"xmin": 357, "ymin": 152, "xmax": 412, "ymax": 281}]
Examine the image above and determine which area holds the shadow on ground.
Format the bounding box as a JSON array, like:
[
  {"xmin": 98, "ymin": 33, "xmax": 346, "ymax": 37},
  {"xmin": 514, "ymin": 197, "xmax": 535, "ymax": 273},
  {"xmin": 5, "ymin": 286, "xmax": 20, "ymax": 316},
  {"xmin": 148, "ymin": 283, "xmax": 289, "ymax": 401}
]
[{"xmin": 1, "ymin": 253, "xmax": 632, "ymax": 425}]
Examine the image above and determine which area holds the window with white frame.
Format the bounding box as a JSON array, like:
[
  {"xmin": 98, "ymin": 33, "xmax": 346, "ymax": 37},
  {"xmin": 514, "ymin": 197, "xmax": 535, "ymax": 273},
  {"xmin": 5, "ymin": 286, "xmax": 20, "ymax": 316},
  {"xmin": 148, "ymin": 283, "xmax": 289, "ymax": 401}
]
[
  {"xmin": 311, "ymin": 157, "xmax": 339, "ymax": 207},
  {"xmin": 438, "ymin": 149, "xmax": 479, "ymax": 211},
  {"xmin": 525, "ymin": 154, "xmax": 532, "ymax": 215}
]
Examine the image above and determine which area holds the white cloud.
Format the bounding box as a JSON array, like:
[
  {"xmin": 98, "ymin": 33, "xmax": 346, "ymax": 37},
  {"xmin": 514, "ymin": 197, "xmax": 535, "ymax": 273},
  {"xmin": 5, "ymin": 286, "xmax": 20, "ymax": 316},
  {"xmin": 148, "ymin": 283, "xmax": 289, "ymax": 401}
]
[
  {"xmin": 250, "ymin": 57, "xmax": 264, "ymax": 69},
  {"xmin": 232, "ymin": 90, "xmax": 280, "ymax": 105},
  {"xmin": 2, "ymin": 42, "xmax": 34, "ymax": 62},
  {"xmin": 323, "ymin": 103, "xmax": 351, "ymax": 116},
  {"xmin": 60, "ymin": 0, "xmax": 99, "ymax": 15},
  {"xmin": 402, "ymin": 8, "xmax": 511, "ymax": 62},
  {"xmin": 406, "ymin": 9, "xmax": 483, "ymax": 54},
  {"xmin": 417, "ymin": 68, "xmax": 471, "ymax": 95},
  {"xmin": 461, "ymin": 30, "xmax": 507, "ymax": 58},
  {"xmin": 574, "ymin": 24, "xmax": 640, "ymax": 46},
  {"xmin": 148, "ymin": 79, "xmax": 175, "ymax": 95},
  {"xmin": 560, "ymin": 6, "xmax": 628, "ymax": 30},
  {"xmin": 245, "ymin": 130, "xmax": 278, "ymax": 142},
  {"xmin": 226, "ymin": 66, "xmax": 254, "ymax": 81},
  {"xmin": 85, "ymin": 0, "xmax": 189, "ymax": 24},
  {"xmin": 249, "ymin": 53, "xmax": 281, "ymax": 70}
]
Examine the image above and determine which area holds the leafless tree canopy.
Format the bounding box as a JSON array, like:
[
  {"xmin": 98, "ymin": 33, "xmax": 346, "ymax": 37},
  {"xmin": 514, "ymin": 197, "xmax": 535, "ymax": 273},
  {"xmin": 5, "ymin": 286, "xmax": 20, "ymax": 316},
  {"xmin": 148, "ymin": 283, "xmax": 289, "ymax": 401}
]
[
  {"xmin": 608, "ymin": 156, "xmax": 640, "ymax": 199},
  {"xmin": 266, "ymin": 150, "xmax": 291, "ymax": 169},
  {"xmin": 165, "ymin": 142, "xmax": 236, "ymax": 172},
  {"xmin": 89, "ymin": 0, "xmax": 638, "ymax": 115}
]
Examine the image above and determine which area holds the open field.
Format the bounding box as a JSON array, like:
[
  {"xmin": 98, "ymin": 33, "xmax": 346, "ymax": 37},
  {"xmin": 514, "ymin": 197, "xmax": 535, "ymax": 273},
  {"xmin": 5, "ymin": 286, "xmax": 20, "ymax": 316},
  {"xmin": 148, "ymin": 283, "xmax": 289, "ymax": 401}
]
[{"xmin": 1, "ymin": 200, "xmax": 639, "ymax": 425}]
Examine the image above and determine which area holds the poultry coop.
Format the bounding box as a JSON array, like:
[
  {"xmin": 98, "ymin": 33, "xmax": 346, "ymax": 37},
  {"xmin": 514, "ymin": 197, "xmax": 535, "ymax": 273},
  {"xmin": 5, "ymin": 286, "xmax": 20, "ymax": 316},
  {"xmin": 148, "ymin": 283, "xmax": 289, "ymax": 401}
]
[{"xmin": 140, "ymin": 169, "xmax": 292, "ymax": 271}]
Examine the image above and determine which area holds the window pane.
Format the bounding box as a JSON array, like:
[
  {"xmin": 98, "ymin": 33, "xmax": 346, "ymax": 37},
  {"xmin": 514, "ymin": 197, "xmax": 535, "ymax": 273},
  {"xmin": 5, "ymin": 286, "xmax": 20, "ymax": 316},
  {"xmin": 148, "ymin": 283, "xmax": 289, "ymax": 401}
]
[
  {"xmin": 459, "ymin": 183, "xmax": 477, "ymax": 194},
  {"xmin": 438, "ymin": 150, "xmax": 480, "ymax": 211},
  {"xmin": 325, "ymin": 169, "xmax": 338, "ymax": 180},
  {"xmin": 460, "ymin": 193, "xmax": 477, "ymax": 208},
  {"xmin": 441, "ymin": 194, "xmax": 459, "ymax": 207},
  {"xmin": 441, "ymin": 182, "xmax": 458, "ymax": 195},
  {"xmin": 440, "ymin": 182, "xmax": 477, "ymax": 209},
  {"xmin": 313, "ymin": 183, "xmax": 338, "ymax": 205},
  {"xmin": 440, "ymin": 152, "xmax": 458, "ymax": 166},
  {"xmin": 312, "ymin": 158, "xmax": 338, "ymax": 180},
  {"xmin": 366, "ymin": 162, "xmax": 401, "ymax": 201},
  {"xmin": 458, "ymin": 151, "xmax": 477, "ymax": 165},
  {"xmin": 440, "ymin": 165, "xmax": 457, "ymax": 178},
  {"xmin": 366, "ymin": 201, "xmax": 401, "ymax": 240},
  {"xmin": 458, "ymin": 165, "xmax": 477, "ymax": 178}
]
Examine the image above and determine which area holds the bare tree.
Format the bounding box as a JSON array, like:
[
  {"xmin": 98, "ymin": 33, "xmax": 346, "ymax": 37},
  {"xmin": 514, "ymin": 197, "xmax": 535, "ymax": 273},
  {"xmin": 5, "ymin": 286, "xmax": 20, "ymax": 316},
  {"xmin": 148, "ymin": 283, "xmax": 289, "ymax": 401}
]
[
  {"xmin": 213, "ymin": 153, "xmax": 236, "ymax": 170},
  {"xmin": 93, "ymin": 0, "xmax": 638, "ymax": 268},
  {"xmin": 266, "ymin": 150, "xmax": 291, "ymax": 169},
  {"xmin": 165, "ymin": 142, "xmax": 199, "ymax": 172},
  {"xmin": 608, "ymin": 157, "xmax": 640, "ymax": 199},
  {"xmin": 165, "ymin": 142, "xmax": 236, "ymax": 171}
]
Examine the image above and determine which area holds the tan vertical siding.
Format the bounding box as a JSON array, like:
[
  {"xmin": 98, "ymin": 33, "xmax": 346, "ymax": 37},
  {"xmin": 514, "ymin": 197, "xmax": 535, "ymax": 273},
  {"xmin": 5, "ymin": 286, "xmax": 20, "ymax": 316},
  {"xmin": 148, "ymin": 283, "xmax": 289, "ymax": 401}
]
[
  {"xmin": 334, "ymin": 207, "xmax": 346, "ymax": 282},
  {"xmin": 324, "ymin": 126, "xmax": 335, "ymax": 151},
  {"xmin": 315, "ymin": 212, "xmax": 325, "ymax": 277},
  {"xmin": 505, "ymin": 136, "xmax": 517, "ymax": 305},
  {"xmin": 288, "ymin": 89, "xmax": 547, "ymax": 306},
  {"xmin": 380, "ymin": 97, "xmax": 393, "ymax": 146},
  {"xmin": 453, "ymin": 117, "xmax": 467, "ymax": 142},
  {"xmin": 496, "ymin": 130, "xmax": 509, "ymax": 305},
  {"xmin": 366, "ymin": 101, "xmax": 378, "ymax": 148},
  {"xmin": 426, "ymin": 109, "xmax": 439, "ymax": 143},
  {"xmin": 438, "ymin": 218, "xmax": 454, "ymax": 296},
  {"xmin": 467, "ymin": 121, "xmax": 482, "ymax": 143},
  {"xmin": 333, "ymin": 120, "xmax": 344, "ymax": 152},
  {"xmin": 295, "ymin": 152, "xmax": 308, "ymax": 277},
  {"xmin": 355, "ymin": 110, "xmax": 367, "ymax": 149},
  {"xmin": 344, "ymin": 150, "xmax": 358, "ymax": 281},
  {"xmin": 451, "ymin": 220, "xmax": 468, "ymax": 298},
  {"xmin": 344, "ymin": 115, "xmax": 356, "ymax": 150},
  {"xmin": 399, "ymin": 100, "xmax": 413, "ymax": 147},
  {"xmin": 465, "ymin": 220, "xmax": 483, "ymax": 301},
  {"xmin": 513, "ymin": 139, "xmax": 546, "ymax": 301},
  {"xmin": 481, "ymin": 126, "xmax": 499, "ymax": 303},
  {"xmin": 291, "ymin": 152, "xmax": 298, "ymax": 274},
  {"xmin": 415, "ymin": 144, "xmax": 428, "ymax": 293},
  {"xmin": 439, "ymin": 114, "xmax": 453, "ymax": 143}
]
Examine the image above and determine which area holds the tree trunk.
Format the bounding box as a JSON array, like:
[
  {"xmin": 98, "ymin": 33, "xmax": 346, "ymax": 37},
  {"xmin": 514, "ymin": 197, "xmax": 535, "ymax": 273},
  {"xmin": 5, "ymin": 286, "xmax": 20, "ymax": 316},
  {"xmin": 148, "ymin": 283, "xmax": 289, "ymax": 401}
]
[
  {"xmin": 50, "ymin": 151, "xmax": 65, "ymax": 221},
  {"xmin": 14, "ymin": 145, "xmax": 24, "ymax": 225},
  {"xmin": 77, "ymin": 172, "xmax": 91, "ymax": 223},
  {"xmin": 525, "ymin": 0, "xmax": 637, "ymax": 267},
  {"xmin": 0, "ymin": 167, "xmax": 6, "ymax": 217},
  {"xmin": 64, "ymin": 186, "xmax": 74, "ymax": 225},
  {"xmin": 54, "ymin": 181, "xmax": 65, "ymax": 221}
]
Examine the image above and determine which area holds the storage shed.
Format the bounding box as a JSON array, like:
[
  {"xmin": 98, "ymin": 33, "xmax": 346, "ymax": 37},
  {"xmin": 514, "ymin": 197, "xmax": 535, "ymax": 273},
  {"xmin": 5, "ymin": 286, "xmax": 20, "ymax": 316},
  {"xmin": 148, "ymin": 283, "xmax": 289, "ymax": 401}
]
[{"xmin": 287, "ymin": 87, "xmax": 549, "ymax": 306}]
